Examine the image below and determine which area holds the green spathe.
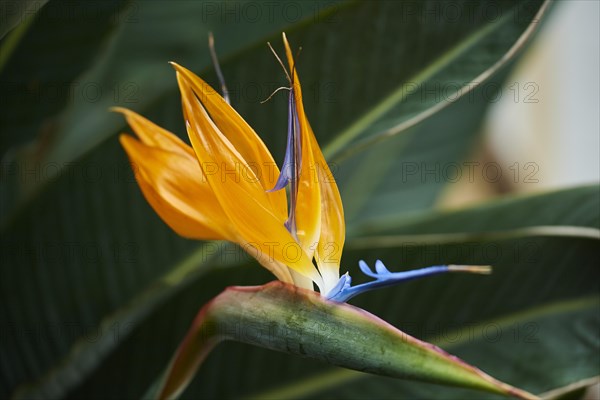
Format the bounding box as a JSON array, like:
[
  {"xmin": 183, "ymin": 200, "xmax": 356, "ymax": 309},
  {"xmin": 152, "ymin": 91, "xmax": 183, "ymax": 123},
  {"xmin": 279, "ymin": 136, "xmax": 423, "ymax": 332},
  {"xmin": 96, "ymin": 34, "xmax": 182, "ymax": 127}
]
[{"xmin": 156, "ymin": 282, "xmax": 538, "ymax": 400}]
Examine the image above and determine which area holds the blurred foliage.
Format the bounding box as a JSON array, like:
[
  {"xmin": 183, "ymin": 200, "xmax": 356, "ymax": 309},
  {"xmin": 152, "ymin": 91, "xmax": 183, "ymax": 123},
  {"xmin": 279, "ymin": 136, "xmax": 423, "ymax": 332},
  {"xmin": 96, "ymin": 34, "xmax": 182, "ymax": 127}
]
[{"xmin": 0, "ymin": 0, "xmax": 598, "ymax": 399}]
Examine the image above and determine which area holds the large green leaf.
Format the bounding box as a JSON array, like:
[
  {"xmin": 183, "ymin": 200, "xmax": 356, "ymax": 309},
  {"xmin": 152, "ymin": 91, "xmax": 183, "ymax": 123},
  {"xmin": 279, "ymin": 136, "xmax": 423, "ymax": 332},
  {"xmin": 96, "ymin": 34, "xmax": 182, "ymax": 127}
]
[
  {"xmin": 333, "ymin": 0, "xmax": 552, "ymax": 225},
  {"xmin": 0, "ymin": 0, "xmax": 129, "ymax": 218},
  {"xmin": 0, "ymin": 0, "xmax": 48, "ymax": 40},
  {"xmin": 348, "ymin": 183, "xmax": 600, "ymax": 237},
  {"xmin": 0, "ymin": 0, "xmax": 127, "ymax": 155},
  {"xmin": 12, "ymin": 185, "xmax": 597, "ymax": 399}
]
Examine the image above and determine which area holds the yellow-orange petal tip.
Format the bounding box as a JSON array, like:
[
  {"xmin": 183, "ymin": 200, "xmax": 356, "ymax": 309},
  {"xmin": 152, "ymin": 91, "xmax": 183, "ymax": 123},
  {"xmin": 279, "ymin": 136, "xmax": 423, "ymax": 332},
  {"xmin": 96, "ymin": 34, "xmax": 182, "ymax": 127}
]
[{"xmin": 110, "ymin": 106, "xmax": 129, "ymax": 114}]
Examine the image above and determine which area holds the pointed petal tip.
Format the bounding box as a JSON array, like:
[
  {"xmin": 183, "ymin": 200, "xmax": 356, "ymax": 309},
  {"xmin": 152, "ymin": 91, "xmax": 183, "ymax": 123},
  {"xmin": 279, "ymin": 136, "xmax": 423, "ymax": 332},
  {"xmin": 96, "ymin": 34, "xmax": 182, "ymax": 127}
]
[
  {"xmin": 266, "ymin": 180, "xmax": 288, "ymax": 193},
  {"xmin": 448, "ymin": 265, "xmax": 493, "ymax": 275},
  {"xmin": 358, "ymin": 260, "xmax": 371, "ymax": 274},
  {"xmin": 169, "ymin": 61, "xmax": 186, "ymax": 74},
  {"xmin": 110, "ymin": 106, "xmax": 143, "ymax": 122},
  {"xmin": 109, "ymin": 106, "xmax": 129, "ymax": 114},
  {"xmin": 118, "ymin": 133, "xmax": 138, "ymax": 150},
  {"xmin": 171, "ymin": 63, "xmax": 208, "ymax": 93},
  {"xmin": 374, "ymin": 260, "xmax": 389, "ymax": 274},
  {"xmin": 282, "ymin": 32, "xmax": 292, "ymax": 58}
]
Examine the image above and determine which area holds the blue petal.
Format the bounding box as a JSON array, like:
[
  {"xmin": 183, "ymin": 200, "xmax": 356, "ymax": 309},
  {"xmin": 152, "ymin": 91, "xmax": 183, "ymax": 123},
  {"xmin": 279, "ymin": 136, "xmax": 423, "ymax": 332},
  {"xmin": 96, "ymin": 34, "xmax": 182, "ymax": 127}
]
[
  {"xmin": 268, "ymin": 91, "xmax": 296, "ymax": 192},
  {"xmin": 325, "ymin": 272, "xmax": 351, "ymax": 300},
  {"xmin": 326, "ymin": 262, "xmax": 451, "ymax": 303},
  {"xmin": 375, "ymin": 260, "xmax": 390, "ymax": 275},
  {"xmin": 267, "ymin": 90, "xmax": 302, "ymax": 239},
  {"xmin": 358, "ymin": 260, "xmax": 378, "ymax": 278}
]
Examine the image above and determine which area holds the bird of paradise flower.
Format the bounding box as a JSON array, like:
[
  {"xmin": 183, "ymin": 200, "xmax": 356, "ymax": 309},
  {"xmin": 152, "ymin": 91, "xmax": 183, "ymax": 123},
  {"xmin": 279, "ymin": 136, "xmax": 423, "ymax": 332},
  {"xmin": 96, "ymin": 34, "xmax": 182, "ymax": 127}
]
[
  {"xmin": 114, "ymin": 33, "xmax": 537, "ymax": 400},
  {"xmin": 116, "ymin": 33, "xmax": 488, "ymax": 302}
]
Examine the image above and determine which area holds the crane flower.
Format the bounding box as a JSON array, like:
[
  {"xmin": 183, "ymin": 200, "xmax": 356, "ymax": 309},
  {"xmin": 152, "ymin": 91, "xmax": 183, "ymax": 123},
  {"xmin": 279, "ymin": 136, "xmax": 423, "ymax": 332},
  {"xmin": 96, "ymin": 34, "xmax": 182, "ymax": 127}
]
[
  {"xmin": 113, "ymin": 33, "xmax": 533, "ymax": 400},
  {"xmin": 117, "ymin": 34, "xmax": 343, "ymax": 295},
  {"xmin": 116, "ymin": 33, "xmax": 490, "ymax": 302}
]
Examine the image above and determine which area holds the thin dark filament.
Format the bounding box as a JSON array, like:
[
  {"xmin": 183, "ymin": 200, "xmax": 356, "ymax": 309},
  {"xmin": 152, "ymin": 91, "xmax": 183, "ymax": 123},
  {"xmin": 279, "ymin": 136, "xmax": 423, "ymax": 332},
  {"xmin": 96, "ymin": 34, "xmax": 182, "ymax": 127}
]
[
  {"xmin": 208, "ymin": 32, "xmax": 230, "ymax": 104},
  {"xmin": 260, "ymin": 86, "xmax": 290, "ymax": 104},
  {"xmin": 267, "ymin": 42, "xmax": 292, "ymax": 84},
  {"xmin": 261, "ymin": 45, "xmax": 301, "ymax": 104}
]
